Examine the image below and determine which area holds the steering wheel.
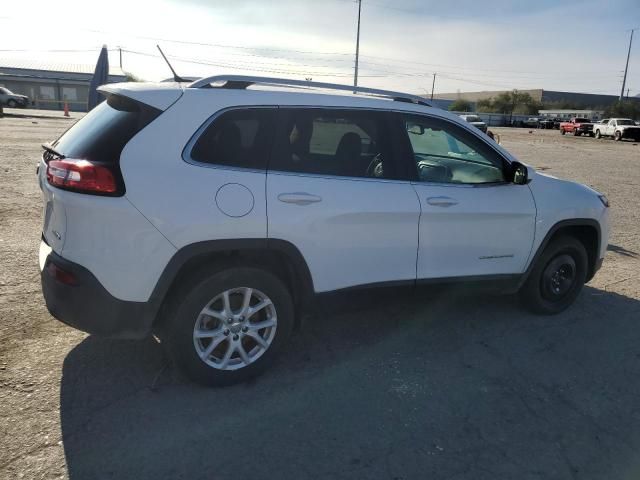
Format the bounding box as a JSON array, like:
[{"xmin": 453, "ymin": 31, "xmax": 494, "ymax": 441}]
[{"xmin": 366, "ymin": 154, "xmax": 384, "ymax": 178}]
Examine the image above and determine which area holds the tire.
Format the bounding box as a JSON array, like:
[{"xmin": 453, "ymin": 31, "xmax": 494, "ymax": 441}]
[
  {"xmin": 594, "ymin": 130, "xmax": 601, "ymax": 139},
  {"xmin": 614, "ymin": 131, "xmax": 622, "ymax": 141},
  {"xmin": 573, "ymin": 129, "xmax": 580, "ymax": 136},
  {"xmin": 163, "ymin": 267, "xmax": 294, "ymax": 387},
  {"xmin": 519, "ymin": 236, "xmax": 588, "ymax": 315},
  {"xmin": 560, "ymin": 128, "xmax": 566, "ymax": 135},
  {"xmin": 6, "ymin": 99, "xmax": 16, "ymax": 108}
]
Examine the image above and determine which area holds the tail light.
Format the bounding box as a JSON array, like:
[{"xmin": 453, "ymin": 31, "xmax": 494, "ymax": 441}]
[
  {"xmin": 46, "ymin": 159, "xmax": 122, "ymax": 195},
  {"xmin": 46, "ymin": 261, "xmax": 78, "ymax": 286}
]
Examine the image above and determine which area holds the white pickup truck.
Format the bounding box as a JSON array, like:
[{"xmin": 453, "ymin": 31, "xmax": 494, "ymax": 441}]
[{"xmin": 593, "ymin": 118, "xmax": 640, "ymax": 141}]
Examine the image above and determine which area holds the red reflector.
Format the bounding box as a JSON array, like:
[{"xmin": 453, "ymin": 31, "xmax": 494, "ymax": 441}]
[
  {"xmin": 46, "ymin": 159, "xmax": 118, "ymax": 194},
  {"xmin": 46, "ymin": 262, "xmax": 78, "ymax": 286}
]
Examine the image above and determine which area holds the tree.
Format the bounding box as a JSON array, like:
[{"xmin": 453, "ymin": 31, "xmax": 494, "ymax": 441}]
[
  {"xmin": 604, "ymin": 100, "xmax": 640, "ymax": 120},
  {"xmin": 448, "ymin": 98, "xmax": 473, "ymax": 112},
  {"xmin": 489, "ymin": 90, "xmax": 538, "ymax": 120},
  {"xmin": 124, "ymin": 71, "xmax": 143, "ymax": 82},
  {"xmin": 476, "ymin": 98, "xmax": 494, "ymax": 113}
]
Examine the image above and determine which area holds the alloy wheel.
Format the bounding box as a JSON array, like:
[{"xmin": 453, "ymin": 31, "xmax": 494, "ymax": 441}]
[{"xmin": 193, "ymin": 287, "xmax": 277, "ymax": 370}]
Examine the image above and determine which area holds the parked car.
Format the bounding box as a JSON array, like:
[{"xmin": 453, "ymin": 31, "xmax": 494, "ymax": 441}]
[
  {"xmin": 38, "ymin": 75, "xmax": 610, "ymax": 386},
  {"xmin": 559, "ymin": 117, "xmax": 594, "ymax": 136},
  {"xmin": 591, "ymin": 119, "xmax": 610, "ymax": 136},
  {"xmin": 459, "ymin": 114, "xmax": 488, "ymax": 133},
  {"xmin": 593, "ymin": 118, "xmax": 640, "ymax": 141},
  {"xmin": 0, "ymin": 87, "xmax": 29, "ymax": 108},
  {"xmin": 538, "ymin": 118, "xmax": 556, "ymax": 129},
  {"xmin": 523, "ymin": 117, "xmax": 541, "ymax": 128}
]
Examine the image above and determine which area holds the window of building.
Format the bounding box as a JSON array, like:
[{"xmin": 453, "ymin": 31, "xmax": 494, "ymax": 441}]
[{"xmin": 39, "ymin": 86, "xmax": 55, "ymax": 100}]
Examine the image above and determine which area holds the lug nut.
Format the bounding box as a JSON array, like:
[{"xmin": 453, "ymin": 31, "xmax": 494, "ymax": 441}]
[
  {"xmin": 227, "ymin": 318, "xmax": 233, "ymax": 324},
  {"xmin": 239, "ymin": 316, "xmax": 244, "ymax": 321},
  {"xmin": 223, "ymin": 329, "xmax": 230, "ymax": 336},
  {"xmin": 233, "ymin": 334, "xmax": 239, "ymax": 341},
  {"xmin": 242, "ymin": 326, "xmax": 248, "ymax": 333}
]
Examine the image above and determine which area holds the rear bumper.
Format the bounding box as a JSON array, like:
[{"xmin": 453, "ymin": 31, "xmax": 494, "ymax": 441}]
[{"xmin": 40, "ymin": 239, "xmax": 155, "ymax": 339}]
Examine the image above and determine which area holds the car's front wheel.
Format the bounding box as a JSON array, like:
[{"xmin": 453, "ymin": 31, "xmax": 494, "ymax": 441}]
[
  {"xmin": 594, "ymin": 130, "xmax": 601, "ymax": 139},
  {"xmin": 614, "ymin": 131, "xmax": 622, "ymax": 141},
  {"xmin": 164, "ymin": 267, "xmax": 294, "ymax": 386},
  {"xmin": 519, "ymin": 236, "xmax": 588, "ymax": 315},
  {"xmin": 6, "ymin": 99, "xmax": 16, "ymax": 108}
]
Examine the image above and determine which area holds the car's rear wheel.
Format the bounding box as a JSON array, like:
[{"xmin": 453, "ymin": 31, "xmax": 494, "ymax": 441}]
[
  {"xmin": 164, "ymin": 267, "xmax": 294, "ymax": 386},
  {"xmin": 614, "ymin": 131, "xmax": 622, "ymax": 141},
  {"xmin": 519, "ymin": 236, "xmax": 588, "ymax": 315},
  {"xmin": 7, "ymin": 99, "xmax": 16, "ymax": 108}
]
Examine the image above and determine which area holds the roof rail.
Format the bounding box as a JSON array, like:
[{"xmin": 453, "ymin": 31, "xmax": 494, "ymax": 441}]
[{"xmin": 187, "ymin": 75, "xmax": 431, "ymax": 107}]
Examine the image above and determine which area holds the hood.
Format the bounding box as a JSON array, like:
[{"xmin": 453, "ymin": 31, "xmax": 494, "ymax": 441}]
[{"xmin": 531, "ymin": 170, "xmax": 602, "ymax": 196}]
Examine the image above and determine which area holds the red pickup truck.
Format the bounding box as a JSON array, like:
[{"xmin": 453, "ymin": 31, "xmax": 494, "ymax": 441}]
[{"xmin": 559, "ymin": 117, "xmax": 594, "ymax": 136}]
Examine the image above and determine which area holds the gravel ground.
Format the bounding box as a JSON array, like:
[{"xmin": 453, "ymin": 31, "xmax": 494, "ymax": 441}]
[{"xmin": 0, "ymin": 118, "xmax": 639, "ymax": 480}]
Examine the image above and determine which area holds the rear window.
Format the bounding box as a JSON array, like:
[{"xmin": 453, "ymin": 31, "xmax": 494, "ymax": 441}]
[
  {"xmin": 188, "ymin": 108, "xmax": 277, "ymax": 170},
  {"xmin": 574, "ymin": 118, "xmax": 590, "ymax": 123},
  {"xmin": 52, "ymin": 95, "xmax": 160, "ymax": 163}
]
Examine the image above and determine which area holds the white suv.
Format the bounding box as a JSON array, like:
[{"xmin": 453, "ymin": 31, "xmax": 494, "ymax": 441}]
[{"xmin": 38, "ymin": 76, "xmax": 610, "ymax": 386}]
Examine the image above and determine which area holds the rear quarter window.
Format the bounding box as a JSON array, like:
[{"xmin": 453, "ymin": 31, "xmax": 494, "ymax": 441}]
[
  {"xmin": 52, "ymin": 95, "xmax": 161, "ymax": 163},
  {"xmin": 188, "ymin": 108, "xmax": 277, "ymax": 170}
]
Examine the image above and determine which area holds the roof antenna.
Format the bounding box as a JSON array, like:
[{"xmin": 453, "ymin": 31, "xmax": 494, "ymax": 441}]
[{"xmin": 156, "ymin": 44, "xmax": 188, "ymax": 82}]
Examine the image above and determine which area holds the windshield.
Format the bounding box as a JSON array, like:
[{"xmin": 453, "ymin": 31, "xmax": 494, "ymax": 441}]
[
  {"xmin": 617, "ymin": 119, "xmax": 634, "ymax": 126},
  {"xmin": 464, "ymin": 115, "xmax": 481, "ymax": 122},
  {"xmin": 575, "ymin": 118, "xmax": 590, "ymax": 123}
]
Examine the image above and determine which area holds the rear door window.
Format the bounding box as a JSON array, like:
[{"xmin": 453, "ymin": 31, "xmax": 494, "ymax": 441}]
[
  {"xmin": 188, "ymin": 108, "xmax": 277, "ymax": 170},
  {"xmin": 52, "ymin": 95, "xmax": 160, "ymax": 163},
  {"xmin": 270, "ymin": 109, "xmax": 399, "ymax": 179}
]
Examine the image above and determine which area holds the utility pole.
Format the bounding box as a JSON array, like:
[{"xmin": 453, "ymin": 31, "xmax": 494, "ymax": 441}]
[
  {"xmin": 620, "ymin": 28, "xmax": 634, "ymax": 102},
  {"xmin": 430, "ymin": 73, "xmax": 437, "ymax": 101},
  {"xmin": 354, "ymin": 0, "xmax": 362, "ymax": 89}
]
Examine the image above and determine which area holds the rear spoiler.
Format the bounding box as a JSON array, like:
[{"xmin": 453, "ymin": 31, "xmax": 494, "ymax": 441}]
[{"xmin": 97, "ymin": 82, "xmax": 184, "ymax": 111}]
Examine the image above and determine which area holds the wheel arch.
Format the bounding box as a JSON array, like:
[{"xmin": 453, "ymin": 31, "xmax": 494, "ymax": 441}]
[
  {"xmin": 522, "ymin": 219, "xmax": 601, "ymax": 287},
  {"xmin": 148, "ymin": 239, "xmax": 314, "ymax": 330}
]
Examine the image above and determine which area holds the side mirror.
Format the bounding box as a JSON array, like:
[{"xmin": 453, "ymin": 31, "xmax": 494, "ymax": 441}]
[{"xmin": 510, "ymin": 161, "xmax": 528, "ymax": 185}]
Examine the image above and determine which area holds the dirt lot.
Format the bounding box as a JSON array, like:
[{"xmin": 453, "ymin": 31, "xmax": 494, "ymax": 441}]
[{"xmin": 1, "ymin": 118, "xmax": 639, "ymax": 480}]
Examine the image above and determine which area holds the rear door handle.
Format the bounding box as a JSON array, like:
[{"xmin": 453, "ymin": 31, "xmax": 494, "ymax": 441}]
[
  {"xmin": 277, "ymin": 192, "xmax": 322, "ymax": 206},
  {"xmin": 426, "ymin": 196, "xmax": 458, "ymax": 207}
]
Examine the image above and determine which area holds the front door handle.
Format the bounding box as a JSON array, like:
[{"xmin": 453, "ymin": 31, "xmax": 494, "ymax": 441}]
[
  {"xmin": 426, "ymin": 196, "xmax": 458, "ymax": 207},
  {"xmin": 278, "ymin": 192, "xmax": 322, "ymax": 206}
]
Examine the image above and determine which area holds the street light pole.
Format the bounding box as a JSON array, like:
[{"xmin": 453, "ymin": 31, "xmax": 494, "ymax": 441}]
[
  {"xmin": 430, "ymin": 73, "xmax": 437, "ymax": 101},
  {"xmin": 620, "ymin": 29, "xmax": 635, "ymax": 102},
  {"xmin": 354, "ymin": 0, "xmax": 362, "ymax": 89}
]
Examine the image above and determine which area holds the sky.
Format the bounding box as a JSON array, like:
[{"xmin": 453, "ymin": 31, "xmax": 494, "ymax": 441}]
[{"xmin": 1, "ymin": 0, "xmax": 638, "ymax": 96}]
